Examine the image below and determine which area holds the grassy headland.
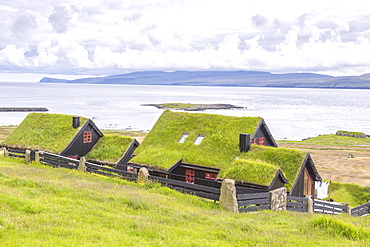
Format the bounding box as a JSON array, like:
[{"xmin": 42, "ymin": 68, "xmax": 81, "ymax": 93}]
[{"xmin": 0, "ymin": 157, "xmax": 369, "ymax": 246}]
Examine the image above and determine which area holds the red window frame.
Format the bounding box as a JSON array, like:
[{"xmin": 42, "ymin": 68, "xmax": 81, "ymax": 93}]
[
  {"xmin": 205, "ymin": 172, "xmax": 217, "ymax": 180},
  {"xmin": 252, "ymin": 138, "xmax": 259, "ymax": 145},
  {"xmin": 185, "ymin": 169, "xmax": 195, "ymax": 184},
  {"xmin": 259, "ymin": 137, "xmax": 265, "ymax": 146},
  {"xmin": 83, "ymin": 131, "xmax": 92, "ymax": 143}
]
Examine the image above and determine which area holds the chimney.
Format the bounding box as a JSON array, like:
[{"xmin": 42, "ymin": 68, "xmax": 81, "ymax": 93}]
[
  {"xmin": 72, "ymin": 116, "xmax": 80, "ymax": 128},
  {"xmin": 239, "ymin": 133, "xmax": 250, "ymax": 152}
]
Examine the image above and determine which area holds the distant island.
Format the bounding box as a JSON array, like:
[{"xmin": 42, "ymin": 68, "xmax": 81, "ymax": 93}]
[
  {"xmin": 40, "ymin": 70, "xmax": 370, "ymax": 89},
  {"xmin": 142, "ymin": 103, "xmax": 244, "ymax": 111},
  {"xmin": 0, "ymin": 107, "xmax": 48, "ymax": 112}
]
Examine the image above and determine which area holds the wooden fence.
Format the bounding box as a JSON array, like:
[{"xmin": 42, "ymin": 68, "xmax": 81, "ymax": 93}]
[
  {"xmin": 39, "ymin": 151, "xmax": 79, "ymax": 169},
  {"xmin": 313, "ymin": 199, "xmax": 350, "ymax": 215},
  {"xmin": 2, "ymin": 147, "xmax": 368, "ymax": 216},
  {"xmin": 6, "ymin": 148, "xmax": 27, "ymax": 159},
  {"xmin": 286, "ymin": 196, "xmax": 309, "ymax": 212},
  {"xmin": 351, "ymin": 202, "xmax": 370, "ymax": 217},
  {"xmin": 149, "ymin": 175, "xmax": 221, "ymax": 201},
  {"xmin": 85, "ymin": 161, "xmax": 137, "ymax": 181},
  {"xmin": 237, "ymin": 192, "xmax": 271, "ymax": 212}
]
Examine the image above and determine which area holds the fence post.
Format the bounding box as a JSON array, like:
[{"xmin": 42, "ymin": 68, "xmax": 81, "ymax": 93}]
[
  {"xmin": 78, "ymin": 157, "xmax": 86, "ymax": 172},
  {"xmin": 138, "ymin": 167, "xmax": 149, "ymax": 183},
  {"xmin": 219, "ymin": 179, "xmax": 238, "ymax": 213},
  {"xmin": 269, "ymin": 187, "xmax": 287, "ymax": 211},
  {"xmin": 35, "ymin": 151, "xmax": 40, "ymax": 162},
  {"xmin": 306, "ymin": 196, "xmax": 313, "ymax": 213},
  {"xmin": 25, "ymin": 150, "xmax": 31, "ymax": 163},
  {"xmin": 4, "ymin": 148, "xmax": 9, "ymax": 158},
  {"xmin": 342, "ymin": 203, "xmax": 351, "ymax": 216}
]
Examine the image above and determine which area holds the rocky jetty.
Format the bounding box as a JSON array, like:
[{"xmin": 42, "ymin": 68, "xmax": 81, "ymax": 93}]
[{"xmin": 0, "ymin": 107, "xmax": 49, "ymax": 112}]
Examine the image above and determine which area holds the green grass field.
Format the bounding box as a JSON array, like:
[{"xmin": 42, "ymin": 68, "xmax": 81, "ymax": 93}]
[
  {"xmin": 280, "ymin": 134, "xmax": 370, "ymax": 147},
  {"xmin": 1, "ymin": 156, "xmax": 369, "ymax": 246}
]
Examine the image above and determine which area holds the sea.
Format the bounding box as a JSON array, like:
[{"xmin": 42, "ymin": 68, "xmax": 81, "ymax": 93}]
[{"xmin": 1, "ymin": 81, "xmax": 369, "ymax": 141}]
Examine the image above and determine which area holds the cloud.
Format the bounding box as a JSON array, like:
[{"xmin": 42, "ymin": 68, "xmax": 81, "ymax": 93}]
[
  {"xmin": 12, "ymin": 14, "xmax": 37, "ymax": 40},
  {"xmin": 48, "ymin": 6, "xmax": 72, "ymax": 33},
  {"xmin": 251, "ymin": 15, "xmax": 268, "ymax": 27},
  {"xmin": 0, "ymin": 44, "xmax": 28, "ymax": 66},
  {"xmin": 1, "ymin": 0, "xmax": 370, "ymax": 78}
]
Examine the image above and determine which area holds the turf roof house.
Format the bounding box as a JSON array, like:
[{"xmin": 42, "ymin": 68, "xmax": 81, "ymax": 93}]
[
  {"xmin": 2, "ymin": 113, "xmax": 103, "ymax": 159},
  {"xmin": 129, "ymin": 110, "xmax": 322, "ymax": 197},
  {"xmin": 85, "ymin": 135, "xmax": 140, "ymax": 168}
]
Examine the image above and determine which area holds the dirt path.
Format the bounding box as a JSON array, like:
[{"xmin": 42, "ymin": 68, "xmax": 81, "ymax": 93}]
[{"xmin": 279, "ymin": 143, "xmax": 370, "ymax": 187}]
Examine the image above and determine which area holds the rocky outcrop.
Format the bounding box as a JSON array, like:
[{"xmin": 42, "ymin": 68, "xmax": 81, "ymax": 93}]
[{"xmin": 143, "ymin": 103, "xmax": 244, "ymax": 111}]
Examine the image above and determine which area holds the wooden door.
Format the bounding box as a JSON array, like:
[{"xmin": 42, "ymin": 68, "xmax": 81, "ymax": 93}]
[{"xmin": 303, "ymin": 168, "xmax": 314, "ymax": 197}]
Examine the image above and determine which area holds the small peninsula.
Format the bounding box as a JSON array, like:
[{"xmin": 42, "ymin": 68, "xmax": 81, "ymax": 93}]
[{"xmin": 142, "ymin": 103, "xmax": 245, "ymax": 111}]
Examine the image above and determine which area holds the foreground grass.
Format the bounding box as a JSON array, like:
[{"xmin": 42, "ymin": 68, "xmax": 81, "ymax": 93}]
[{"xmin": 1, "ymin": 157, "xmax": 370, "ymax": 246}]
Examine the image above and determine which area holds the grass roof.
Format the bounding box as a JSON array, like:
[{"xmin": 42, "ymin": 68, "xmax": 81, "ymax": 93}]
[
  {"xmin": 132, "ymin": 110, "xmax": 307, "ymax": 188},
  {"xmin": 220, "ymin": 146, "xmax": 307, "ymax": 189},
  {"xmin": 85, "ymin": 135, "xmax": 135, "ymax": 163},
  {"xmin": 131, "ymin": 110, "xmax": 261, "ymax": 169},
  {"xmin": 2, "ymin": 113, "xmax": 88, "ymax": 153}
]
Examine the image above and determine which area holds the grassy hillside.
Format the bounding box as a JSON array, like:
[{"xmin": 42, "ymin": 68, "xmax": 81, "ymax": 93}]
[
  {"xmin": 280, "ymin": 134, "xmax": 370, "ymax": 147},
  {"xmin": 1, "ymin": 157, "xmax": 369, "ymax": 246},
  {"xmin": 85, "ymin": 134, "xmax": 134, "ymax": 163},
  {"xmin": 329, "ymin": 182, "xmax": 370, "ymax": 207},
  {"xmin": 2, "ymin": 113, "xmax": 88, "ymax": 153}
]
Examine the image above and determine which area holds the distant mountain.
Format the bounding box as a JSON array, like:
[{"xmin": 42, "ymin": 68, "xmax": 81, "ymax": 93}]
[{"xmin": 39, "ymin": 71, "xmax": 370, "ymax": 89}]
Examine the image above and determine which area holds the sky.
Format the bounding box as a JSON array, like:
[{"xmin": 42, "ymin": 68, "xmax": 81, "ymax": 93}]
[{"xmin": 1, "ymin": 0, "xmax": 370, "ymax": 82}]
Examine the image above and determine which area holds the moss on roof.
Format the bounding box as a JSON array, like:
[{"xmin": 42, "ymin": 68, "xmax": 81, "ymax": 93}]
[
  {"xmin": 132, "ymin": 110, "xmax": 307, "ymax": 188},
  {"xmin": 131, "ymin": 110, "xmax": 262, "ymax": 170},
  {"xmin": 219, "ymin": 159, "xmax": 279, "ymax": 186},
  {"xmin": 230, "ymin": 146, "xmax": 306, "ymax": 189},
  {"xmin": 2, "ymin": 113, "xmax": 88, "ymax": 153},
  {"xmin": 85, "ymin": 135, "xmax": 134, "ymax": 163}
]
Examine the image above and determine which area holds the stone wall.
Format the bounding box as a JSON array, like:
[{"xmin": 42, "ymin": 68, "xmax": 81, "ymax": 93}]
[{"xmin": 270, "ymin": 187, "xmax": 287, "ymax": 211}]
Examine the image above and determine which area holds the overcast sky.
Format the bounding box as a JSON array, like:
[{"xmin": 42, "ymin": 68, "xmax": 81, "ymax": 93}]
[{"xmin": 1, "ymin": 0, "xmax": 370, "ymax": 81}]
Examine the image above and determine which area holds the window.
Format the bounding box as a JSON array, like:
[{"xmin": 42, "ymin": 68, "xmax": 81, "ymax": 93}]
[
  {"xmin": 193, "ymin": 135, "xmax": 204, "ymax": 145},
  {"xmin": 185, "ymin": 169, "xmax": 195, "ymax": 184},
  {"xmin": 252, "ymin": 138, "xmax": 259, "ymax": 145},
  {"xmin": 83, "ymin": 131, "xmax": 92, "ymax": 143},
  {"xmin": 178, "ymin": 133, "xmax": 189, "ymax": 143},
  {"xmin": 259, "ymin": 137, "xmax": 265, "ymax": 146},
  {"xmin": 205, "ymin": 172, "xmax": 217, "ymax": 180}
]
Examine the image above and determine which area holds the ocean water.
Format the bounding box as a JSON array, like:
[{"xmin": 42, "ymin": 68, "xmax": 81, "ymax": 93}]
[{"xmin": 0, "ymin": 81, "xmax": 369, "ymax": 140}]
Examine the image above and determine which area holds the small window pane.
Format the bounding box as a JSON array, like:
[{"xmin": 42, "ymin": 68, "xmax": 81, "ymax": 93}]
[
  {"xmin": 194, "ymin": 135, "xmax": 204, "ymax": 145},
  {"xmin": 178, "ymin": 133, "xmax": 189, "ymax": 143}
]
